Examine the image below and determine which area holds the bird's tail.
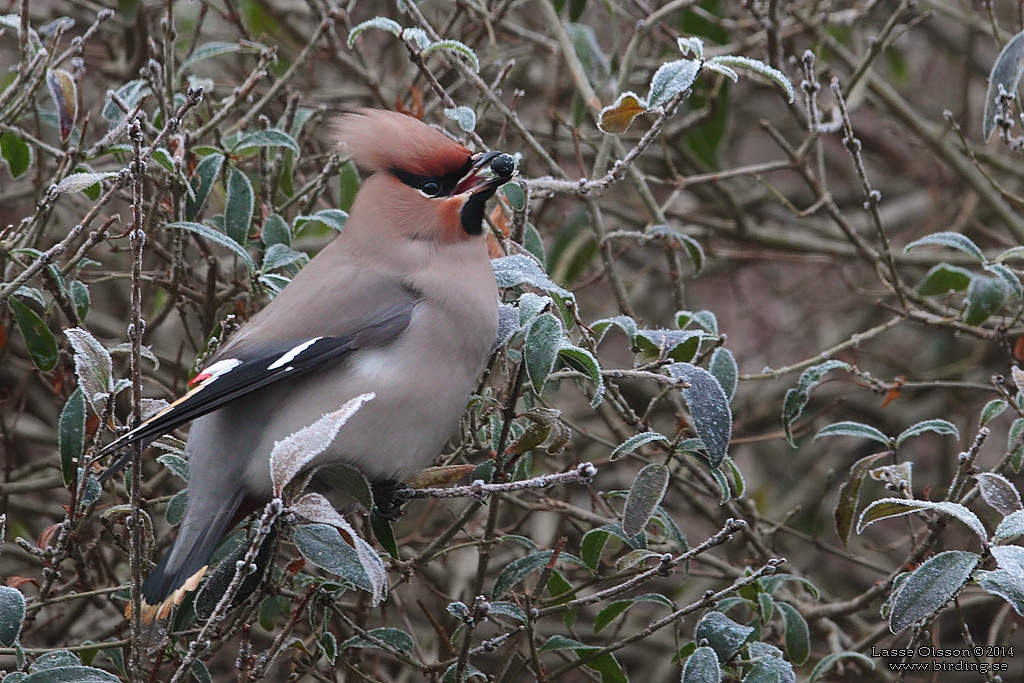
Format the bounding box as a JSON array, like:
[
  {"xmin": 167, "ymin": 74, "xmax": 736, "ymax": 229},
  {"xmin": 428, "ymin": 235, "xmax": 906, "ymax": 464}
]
[{"xmin": 134, "ymin": 492, "xmax": 245, "ymax": 623}]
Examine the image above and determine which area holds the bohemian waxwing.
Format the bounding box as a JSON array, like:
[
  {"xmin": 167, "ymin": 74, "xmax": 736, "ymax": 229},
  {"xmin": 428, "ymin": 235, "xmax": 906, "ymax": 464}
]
[{"xmin": 96, "ymin": 109, "xmax": 516, "ymax": 618}]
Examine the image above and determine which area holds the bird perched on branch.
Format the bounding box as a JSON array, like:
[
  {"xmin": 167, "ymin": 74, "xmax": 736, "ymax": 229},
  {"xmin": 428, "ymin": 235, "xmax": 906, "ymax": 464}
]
[{"xmin": 95, "ymin": 109, "xmax": 516, "ymax": 620}]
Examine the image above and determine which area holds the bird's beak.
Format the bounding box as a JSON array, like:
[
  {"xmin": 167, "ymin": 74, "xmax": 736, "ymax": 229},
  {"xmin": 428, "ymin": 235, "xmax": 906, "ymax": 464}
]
[{"xmin": 453, "ymin": 151, "xmax": 516, "ymax": 196}]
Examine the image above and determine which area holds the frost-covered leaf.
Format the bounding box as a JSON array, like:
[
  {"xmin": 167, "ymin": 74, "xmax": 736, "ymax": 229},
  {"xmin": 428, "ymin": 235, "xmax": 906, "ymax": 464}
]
[
  {"xmin": 402, "ymin": 27, "xmax": 431, "ymax": 50},
  {"xmin": 262, "ymin": 244, "xmax": 308, "ymax": 272},
  {"xmin": 165, "ymin": 221, "xmax": 255, "ymax": 273},
  {"xmin": 0, "ymin": 586, "xmax": 25, "ymax": 647},
  {"xmin": 182, "ymin": 41, "xmax": 260, "ymax": 70},
  {"xmin": 232, "ymin": 129, "xmax": 300, "ymax": 156},
  {"xmin": 10, "ymin": 297, "xmax": 57, "ymax": 372},
  {"xmin": 347, "ymin": 17, "xmax": 402, "ymax": 46},
  {"xmin": 559, "ymin": 344, "xmax": 604, "ymax": 407},
  {"xmin": 341, "ymin": 628, "xmax": 414, "ymax": 654},
  {"xmin": 889, "ymin": 550, "xmax": 979, "ymax": 633},
  {"xmin": 774, "ymin": 602, "xmax": 809, "ymax": 665},
  {"xmin": 965, "ymin": 275, "xmax": 1009, "ymax": 326},
  {"xmin": 985, "ymin": 262, "xmax": 1023, "ymax": 300},
  {"xmin": 225, "ymin": 166, "xmax": 254, "ymax": 247},
  {"xmin": 995, "ymin": 509, "xmax": 1024, "ymax": 540},
  {"xmin": 895, "ymin": 419, "xmax": 959, "ymax": 447},
  {"xmin": 492, "ymin": 254, "xmax": 573, "ymax": 301},
  {"xmin": 975, "ymin": 472, "xmax": 1022, "ymax": 515},
  {"xmin": 694, "ymin": 611, "xmax": 753, "ymax": 663},
  {"xmin": 270, "ymin": 393, "xmax": 375, "ymax": 495},
  {"xmin": 813, "ymin": 421, "xmax": 890, "ymax": 446},
  {"xmin": 597, "ymin": 91, "xmax": 647, "ymax": 135},
  {"xmin": 443, "ymin": 106, "xmax": 476, "ymax": 132},
  {"xmin": 681, "ymin": 646, "xmax": 720, "ymax": 683},
  {"xmin": 635, "ymin": 329, "xmax": 702, "ymax": 363},
  {"xmin": 610, "ymin": 432, "xmax": 668, "ymax": 461},
  {"xmin": 677, "ymin": 36, "xmax": 704, "ymax": 60},
  {"xmin": 524, "ymin": 313, "xmax": 563, "ymax": 395},
  {"xmin": 53, "ymin": 172, "xmax": 116, "ymax": 195},
  {"xmin": 185, "ymin": 153, "xmax": 224, "ymax": 221},
  {"xmin": 668, "ymin": 363, "xmax": 732, "ymax": 468},
  {"xmin": 294, "ymin": 209, "xmax": 348, "ymax": 234},
  {"xmin": 808, "ymin": 652, "xmax": 874, "ymax": 683},
  {"xmin": 709, "ymin": 348, "xmax": 737, "ymax": 402},
  {"xmin": 492, "ymin": 551, "xmax": 553, "ymax": 598},
  {"xmin": 421, "ymin": 40, "xmax": 480, "ymax": 72},
  {"xmin": 904, "ymin": 231, "xmax": 985, "ymax": 262},
  {"xmin": 64, "ymin": 327, "xmax": 113, "ymax": 413},
  {"xmin": 622, "ymin": 463, "xmax": 670, "ymax": 538},
  {"xmin": 648, "ymin": 224, "xmax": 705, "ymax": 273},
  {"xmin": 976, "ymin": 545, "xmax": 1024, "ymax": 615},
  {"xmin": 293, "ymin": 523, "xmax": 386, "ymax": 605},
  {"xmin": 984, "ymin": 30, "xmax": 1024, "ymax": 140},
  {"xmin": 782, "ymin": 360, "xmax": 850, "ymax": 447},
  {"xmin": 648, "ymin": 58, "xmax": 701, "ymax": 109},
  {"xmin": 705, "ymin": 55, "xmax": 795, "ymax": 102},
  {"xmin": 858, "ymin": 498, "xmax": 987, "ymax": 542}
]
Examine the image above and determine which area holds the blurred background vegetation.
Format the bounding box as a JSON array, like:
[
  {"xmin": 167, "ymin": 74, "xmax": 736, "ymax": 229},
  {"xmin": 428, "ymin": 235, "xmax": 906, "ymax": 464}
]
[{"xmin": 3, "ymin": 0, "xmax": 1024, "ymax": 681}]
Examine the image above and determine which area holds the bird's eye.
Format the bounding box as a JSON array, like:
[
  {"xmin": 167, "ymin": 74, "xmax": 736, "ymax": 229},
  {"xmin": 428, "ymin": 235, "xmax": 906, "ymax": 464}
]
[{"xmin": 422, "ymin": 180, "xmax": 441, "ymax": 196}]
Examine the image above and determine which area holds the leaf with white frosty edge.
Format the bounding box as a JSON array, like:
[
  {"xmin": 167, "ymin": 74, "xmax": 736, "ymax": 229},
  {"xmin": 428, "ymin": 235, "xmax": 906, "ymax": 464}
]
[
  {"xmin": 293, "ymin": 492, "xmax": 387, "ymax": 605},
  {"xmin": 65, "ymin": 327, "xmax": 114, "ymax": 413},
  {"xmin": 857, "ymin": 497, "xmax": 988, "ymax": 543},
  {"xmin": 270, "ymin": 393, "xmax": 375, "ymax": 496}
]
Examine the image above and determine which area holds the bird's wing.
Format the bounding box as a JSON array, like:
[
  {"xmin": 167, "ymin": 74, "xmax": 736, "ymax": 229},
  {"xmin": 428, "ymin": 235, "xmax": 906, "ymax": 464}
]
[{"xmin": 96, "ymin": 280, "xmax": 418, "ymax": 481}]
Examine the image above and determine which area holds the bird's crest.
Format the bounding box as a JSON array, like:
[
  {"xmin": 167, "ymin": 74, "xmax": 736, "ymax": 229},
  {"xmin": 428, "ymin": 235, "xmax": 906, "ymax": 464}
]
[{"xmin": 333, "ymin": 109, "xmax": 471, "ymax": 178}]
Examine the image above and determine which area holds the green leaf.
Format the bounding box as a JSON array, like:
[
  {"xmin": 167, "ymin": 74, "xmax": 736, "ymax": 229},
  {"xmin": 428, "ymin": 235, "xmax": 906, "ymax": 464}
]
[
  {"xmin": 102, "ymin": 79, "xmax": 150, "ymax": 123},
  {"xmin": 165, "ymin": 489, "xmax": 187, "ymax": 526},
  {"xmin": 0, "ymin": 586, "xmax": 25, "ymax": 647},
  {"xmin": 69, "ymin": 280, "xmax": 89, "ymax": 321},
  {"xmin": 668, "ymin": 363, "xmax": 732, "ymax": 468},
  {"xmin": 813, "ymin": 421, "xmax": 890, "ymax": 446},
  {"xmin": 492, "ymin": 551, "xmax": 553, "ymax": 598},
  {"xmin": 370, "ymin": 512, "xmax": 399, "ymax": 559},
  {"xmin": 194, "ymin": 527, "xmax": 277, "ymax": 620},
  {"xmin": 594, "ymin": 594, "xmax": 672, "ymax": 634},
  {"xmin": 232, "ymin": 129, "xmax": 300, "ymax": 156},
  {"xmin": 421, "ymin": 39, "xmax": 480, "ymax": 72},
  {"xmin": 341, "ymin": 627, "xmax": 414, "ymax": 654},
  {"xmin": 294, "ymin": 209, "xmax": 348, "ymax": 234},
  {"xmin": 610, "ymin": 431, "xmax": 669, "ymax": 461},
  {"xmin": 709, "ymin": 348, "xmax": 737, "ymax": 401},
  {"xmin": 225, "ymin": 167, "xmax": 254, "ymax": 247},
  {"xmin": 858, "ymin": 498, "xmax": 988, "ymax": 542},
  {"xmin": 58, "ymin": 388, "xmax": 86, "ymax": 487},
  {"xmin": 904, "ymin": 231, "xmax": 985, "ymax": 262},
  {"xmin": 165, "ymin": 221, "xmax": 255, "ymax": 273},
  {"xmin": 965, "ymin": 275, "xmax": 1009, "ymax": 326},
  {"xmin": 895, "ymin": 419, "xmax": 959, "ymax": 447},
  {"xmin": 347, "ymin": 17, "xmax": 403, "ymax": 47},
  {"xmin": 889, "ymin": 550, "xmax": 979, "ymax": 633},
  {"xmin": 915, "ymin": 263, "xmax": 973, "ymax": 295},
  {"xmin": 319, "ymin": 631, "xmax": 337, "ymax": 664},
  {"xmin": 982, "ymin": 399, "xmax": 1009, "ymax": 426},
  {"xmin": 782, "ymin": 360, "xmax": 850, "ymax": 447},
  {"xmin": 648, "ymin": 224, "xmax": 705, "ymax": 273},
  {"xmin": 648, "ymin": 59, "xmax": 701, "ymax": 109},
  {"xmin": 525, "ymin": 313, "xmax": 563, "ymax": 394},
  {"xmin": 985, "ymin": 262, "xmax": 1023, "ymax": 300},
  {"xmin": 834, "ymin": 453, "xmax": 888, "ymax": 545},
  {"xmin": 503, "ymin": 183, "xmax": 526, "ymax": 212},
  {"xmin": 559, "ymin": 344, "xmax": 604, "ymax": 407},
  {"xmin": 984, "ymin": 29, "xmax": 1024, "ymax": 140},
  {"xmin": 622, "ymin": 463, "xmax": 670, "ymax": 538},
  {"xmin": 261, "ymin": 244, "xmax": 308, "ymax": 272},
  {"xmin": 523, "ymin": 224, "xmax": 545, "ymax": 275},
  {"xmin": 292, "ymin": 524, "xmax": 381, "ymax": 597},
  {"xmin": 774, "ymin": 602, "xmax": 809, "ymax": 665},
  {"xmin": 487, "ymin": 601, "xmax": 527, "ymax": 623},
  {"xmin": 262, "ymin": 213, "xmax": 291, "ymax": 248},
  {"xmin": 185, "ymin": 153, "xmax": 224, "ymax": 221},
  {"xmin": 19, "ymin": 667, "xmax": 120, "ymax": 683},
  {"xmin": 634, "ymin": 329, "xmax": 702, "ymax": 363},
  {"xmin": 338, "ymin": 161, "xmax": 360, "ymax": 212},
  {"xmin": 681, "ymin": 646, "xmax": 721, "ymax": 683},
  {"xmin": 492, "ymin": 254, "xmax": 574, "ymax": 301},
  {"xmin": 0, "ymin": 132, "xmax": 32, "ymax": 178},
  {"xmin": 1010, "ymin": 418, "xmax": 1024, "ymax": 473},
  {"xmin": 10, "ymin": 297, "xmax": 58, "ymax": 371},
  {"xmin": 580, "ymin": 528, "xmax": 610, "ymax": 570},
  {"xmin": 705, "ymin": 54, "xmax": 794, "ymax": 102}
]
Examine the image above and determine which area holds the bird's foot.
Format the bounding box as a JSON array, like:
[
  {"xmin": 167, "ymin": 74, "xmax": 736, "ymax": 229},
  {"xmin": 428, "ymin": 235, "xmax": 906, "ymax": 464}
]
[{"xmin": 372, "ymin": 479, "xmax": 413, "ymax": 521}]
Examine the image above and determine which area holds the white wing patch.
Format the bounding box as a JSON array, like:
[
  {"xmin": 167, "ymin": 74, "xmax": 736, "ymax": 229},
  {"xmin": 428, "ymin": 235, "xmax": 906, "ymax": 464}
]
[{"xmin": 267, "ymin": 338, "xmax": 323, "ymax": 370}]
